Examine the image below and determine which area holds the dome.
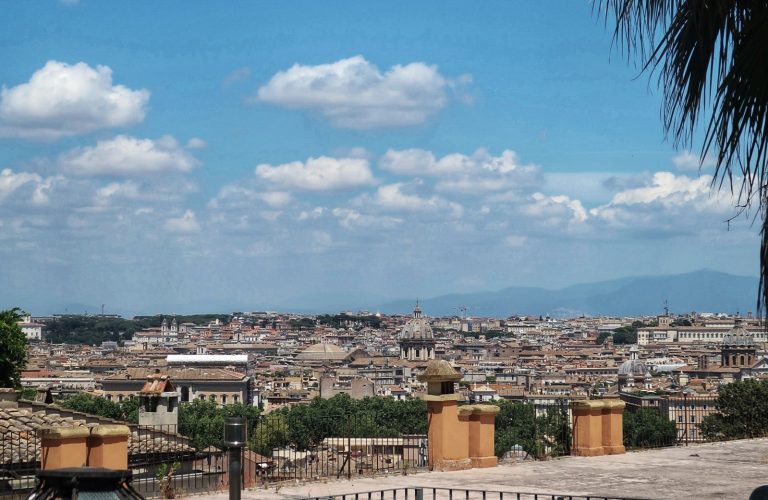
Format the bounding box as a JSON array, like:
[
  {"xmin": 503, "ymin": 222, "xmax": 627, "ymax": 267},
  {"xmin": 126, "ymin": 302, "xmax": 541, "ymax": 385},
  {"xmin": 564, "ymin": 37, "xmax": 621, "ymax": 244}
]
[
  {"xmin": 722, "ymin": 319, "xmax": 755, "ymax": 346},
  {"xmin": 400, "ymin": 302, "xmax": 434, "ymax": 340},
  {"xmin": 618, "ymin": 345, "xmax": 647, "ymax": 376},
  {"xmin": 618, "ymin": 359, "xmax": 648, "ymax": 376},
  {"xmin": 295, "ymin": 342, "xmax": 349, "ymax": 362}
]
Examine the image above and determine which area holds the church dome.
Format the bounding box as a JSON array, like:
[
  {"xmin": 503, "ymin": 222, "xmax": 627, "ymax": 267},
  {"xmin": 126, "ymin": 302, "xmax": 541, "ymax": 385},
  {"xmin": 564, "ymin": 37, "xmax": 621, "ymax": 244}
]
[
  {"xmin": 722, "ymin": 319, "xmax": 755, "ymax": 346},
  {"xmin": 400, "ymin": 302, "xmax": 433, "ymax": 340},
  {"xmin": 618, "ymin": 345, "xmax": 647, "ymax": 376},
  {"xmin": 295, "ymin": 342, "xmax": 349, "ymax": 362}
]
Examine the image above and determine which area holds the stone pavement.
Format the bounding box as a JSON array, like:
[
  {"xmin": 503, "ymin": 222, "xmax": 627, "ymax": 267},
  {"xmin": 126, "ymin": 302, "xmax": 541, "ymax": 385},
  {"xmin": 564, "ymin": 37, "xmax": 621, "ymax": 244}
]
[{"xmin": 194, "ymin": 438, "xmax": 768, "ymax": 500}]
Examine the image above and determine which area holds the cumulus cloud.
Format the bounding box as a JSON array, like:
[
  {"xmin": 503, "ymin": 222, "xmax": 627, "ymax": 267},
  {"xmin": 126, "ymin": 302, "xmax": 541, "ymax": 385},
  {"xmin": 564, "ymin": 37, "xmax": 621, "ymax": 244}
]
[
  {"xmin": 255, "ymin": 156, "xmax": 375, "ymax": 191},
  {"xmin": 672, "ymin": 150, "xmax": 716, "ymax": 171},
  {"xmin": 0, "ymin": 168, "xmax": 62, "ymax": 206},
  {"xmin": 165, "ymin": 209, "xmax": 201, "ymax": 234},
  {"xmin": 526, "ymin": 192, "xmax": 588, "ymax": 224},
  {"xmin": 0, "ymin": 61, "xmax": 149, "ymax": 140},
  {"xmin": 380, "ymin": 148, "xmax": 540, "ymax": 193},
  {"xmin": 604, "ymin": 172, "xmax": 714, "ymax": 208},
  {"xmin": 357, "ymin": 183, "xmax": 464, "ymax": 219},
  {"xmin": 59, "ymin": 135, "xmax": 200, "ymax": 176},
  {"xmin": 255, "ymin": 56, "xmax": 462, "ymax": 129}
]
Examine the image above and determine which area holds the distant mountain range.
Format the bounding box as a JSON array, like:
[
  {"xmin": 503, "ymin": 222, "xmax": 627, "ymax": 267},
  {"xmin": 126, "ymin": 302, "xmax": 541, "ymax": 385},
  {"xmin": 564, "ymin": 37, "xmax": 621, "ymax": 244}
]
[{"xmin": 378, "ymin": 270, "xmax": 759, "ymax": 317}]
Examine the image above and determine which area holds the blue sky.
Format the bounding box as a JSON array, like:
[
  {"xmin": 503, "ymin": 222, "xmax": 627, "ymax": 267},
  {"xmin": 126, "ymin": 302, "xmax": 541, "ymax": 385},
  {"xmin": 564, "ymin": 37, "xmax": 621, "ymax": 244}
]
[{"xmin": 0, "ymin": 1, "xmax": 757, "ymax": 316}]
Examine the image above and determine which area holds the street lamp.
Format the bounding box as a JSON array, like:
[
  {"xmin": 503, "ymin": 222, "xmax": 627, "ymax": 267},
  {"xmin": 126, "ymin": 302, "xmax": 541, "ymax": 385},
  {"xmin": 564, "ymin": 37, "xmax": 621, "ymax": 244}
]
[
  {"xmin": 682, "ymin": 387, "xmax": 694, "ymax": 446},
  {"xmin": 224, "ymin": 417, "xmax": 247, "ymax": 500}
]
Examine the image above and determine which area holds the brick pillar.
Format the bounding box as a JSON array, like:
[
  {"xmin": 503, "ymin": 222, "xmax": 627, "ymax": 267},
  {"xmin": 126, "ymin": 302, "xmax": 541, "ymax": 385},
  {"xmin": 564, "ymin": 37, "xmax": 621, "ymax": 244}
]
[
  {"xmin": 571, "ymin": 400, "xmax": 605, "ymax": 456},
  {"xmin": 601, "ymin": 399, "xmax": 626, "ymax": 455},
  {"xmin": 88, "ymin": 425, "xmax": 131, "ymax": 469},
  {"xmin": 39, "ymin": 426, "xmax": 90, "ymax": 469},
  {"xmin": 465, "ymin": 404, "xmax": 500, "ymax": 468},
  {"xmin": 425, "ymin": 397, "xmax": 471, "ymax": 471}
]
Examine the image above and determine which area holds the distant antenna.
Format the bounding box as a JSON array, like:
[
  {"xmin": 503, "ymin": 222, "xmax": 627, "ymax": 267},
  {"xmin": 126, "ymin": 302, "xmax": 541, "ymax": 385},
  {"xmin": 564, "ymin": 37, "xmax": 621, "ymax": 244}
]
[
  {"xmin": 664, "ymin": 299, "xmax": 669, "ymax": 316},
  {"xmin": 101, "ymin": 304, "xmax": 105, "ymax": 316}
]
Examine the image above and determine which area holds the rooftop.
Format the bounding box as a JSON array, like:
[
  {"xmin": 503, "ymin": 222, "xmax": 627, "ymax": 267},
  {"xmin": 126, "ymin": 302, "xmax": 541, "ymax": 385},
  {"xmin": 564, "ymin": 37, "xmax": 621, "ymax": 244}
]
[{"xmin": 195, "ymin": 438, "xmax": 768, "ymax": 500}]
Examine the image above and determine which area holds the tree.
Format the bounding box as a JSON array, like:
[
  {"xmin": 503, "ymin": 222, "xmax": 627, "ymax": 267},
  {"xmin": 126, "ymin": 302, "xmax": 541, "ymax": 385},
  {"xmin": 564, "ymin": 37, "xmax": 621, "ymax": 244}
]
[
  {"xmin": 599, "ymin": 1, "xmax": 768, "ymax": 315},
  {"xmin": 493, "ymin": 400, "xmax": 571, "ymax": 459},
  {"xmin": 612, "ymin": 326, "xmax": 638, "ymax": 345},
  {"xmin": 700, "ymin": 379, "xmax": 768, "ymax": 440},
  {"xmin": 60, "ymin": 393, "xmax": 139, "ymax": 423},
  {"xmin": 0, "ymin": 308, "xmax": 28, "ymax": 388},
  {"xmin": 623, "ymin": 408, "xmax": 678, "ymax": 448},
  {"xmin": 177, "ymin": 399, "xmax": 262, "ymax": 450}
]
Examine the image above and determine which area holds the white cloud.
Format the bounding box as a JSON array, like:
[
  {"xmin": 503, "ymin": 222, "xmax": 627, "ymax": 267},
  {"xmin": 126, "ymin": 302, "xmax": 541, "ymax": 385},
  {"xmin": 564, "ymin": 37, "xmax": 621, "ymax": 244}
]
[
  {"xmin": 526, "ymin": 192, "xmax": 588, "ymax": 224},
  {"xmin": 0, "ymin": 168, "xmax": 61, "ymax": 206},
  {"xmin": 604, "ymin": 172, "xmax": 713, "ymax": 208},
  {"xmin": 360, "ymin": 183, "xmax": 464, "ymax": 219},
  {"xmin": 59, "ymin": 135, "xmax": 199, "ymax": 176},
  {"xmin": 186, "ymin": 137, "xmax": 207, "ymax": 149},
  {"xmin": 380, "ymin": 148, "xmax": 541, "ymax": 193},
  {"xmin": 298, "ymin": 207, "xmax": 325, "ymax": 221},
  {"xmin": 255, "ymin": 156, "xmax": 375, "ymax": 191},
  {"xmin": 672, "ymin": 150, "xmax": 716, "ymax": 171},
  {"xmin": 0, "ymin": 61, "xmax": 149, "ymax": 140},
  {"xmin": 331, "ymin": 207, "xmax": 403, "ymax": 229},
  {"xmin": 256, "ymin": 56, "xmax": 461, "ymax": 129},
  {"xmin": 165, "ymin": 209, "xmax": 201, "ymax": 234}
]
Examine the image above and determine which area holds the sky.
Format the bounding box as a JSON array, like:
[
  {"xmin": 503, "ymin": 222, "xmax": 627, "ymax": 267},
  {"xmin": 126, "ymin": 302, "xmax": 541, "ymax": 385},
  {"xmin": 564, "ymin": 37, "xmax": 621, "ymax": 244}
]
[{"xmin": 0, "ymin": 1, "xmax": 759, "ymax": 316}]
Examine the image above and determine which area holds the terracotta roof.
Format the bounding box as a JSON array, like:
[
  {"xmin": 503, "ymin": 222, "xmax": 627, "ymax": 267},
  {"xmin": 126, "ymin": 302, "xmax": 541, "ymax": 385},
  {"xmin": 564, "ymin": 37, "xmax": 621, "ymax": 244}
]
[
  {"xmin": 0, "ymin": 404, "xmax": 193, "ymax": 466},
  {"xmin": 105, "ymin": 367, "xmax": 247, "ymax": 381}
]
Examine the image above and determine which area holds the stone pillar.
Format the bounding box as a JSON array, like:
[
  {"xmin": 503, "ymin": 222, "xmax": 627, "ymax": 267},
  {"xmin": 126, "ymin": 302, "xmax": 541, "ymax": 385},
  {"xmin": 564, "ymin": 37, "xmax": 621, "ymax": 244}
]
[
  {"xmin": 88, "ymin": 425, "xmax": 131, "ymax": 469},
  {"xmin": 571, "ymin": 400, "xmax": 605, "ymax": 457},
  {"xmin": 420, "ymin": 360, "xmax": 471, "ymax": 471},
  {"xmin": 464, "ymin": 404, "xmax": 500, "ymax": 468},
  {"xmin": 39, "ymin": 427, "xmax": 90, "ymax": 469},
  {"xmin": 601, "ymin": 399, "xmax": 625, "ymax": 455}
]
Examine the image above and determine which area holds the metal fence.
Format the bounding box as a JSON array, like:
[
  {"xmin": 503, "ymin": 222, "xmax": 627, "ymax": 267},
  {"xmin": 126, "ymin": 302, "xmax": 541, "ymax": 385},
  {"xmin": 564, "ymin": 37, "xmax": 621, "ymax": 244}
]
[
  {"xmin": 126, "ymin": 424, "xmax": 226, "ymax": 498},
  {"xmin": 244, "ymin": 413, "xmax": 428, "ymax": 486},
  {"xmin": 305, "ymin": 486, "xmax": 649, "ymax": 500},
  {"xmin": 495, "ymin": 400, "xmax": 572, "ymax": 461},
  {"xmin": 0, "ymin": 430, "xmax": 39, "ymax": 498},
  {"xmin": 622, "ymin": 397, "xmax": 727, "ymax": 450}
]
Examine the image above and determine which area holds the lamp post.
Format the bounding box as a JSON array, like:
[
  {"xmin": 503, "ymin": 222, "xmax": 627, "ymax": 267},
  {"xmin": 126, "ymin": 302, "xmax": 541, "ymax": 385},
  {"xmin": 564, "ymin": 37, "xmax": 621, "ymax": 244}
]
[
  {"xmin": 682, "ymin": 387, "xmax": 693, "ymax": 446},
  {"xmin": 224, "ymin": 417, "xmax": 247, "ymax": 500}
]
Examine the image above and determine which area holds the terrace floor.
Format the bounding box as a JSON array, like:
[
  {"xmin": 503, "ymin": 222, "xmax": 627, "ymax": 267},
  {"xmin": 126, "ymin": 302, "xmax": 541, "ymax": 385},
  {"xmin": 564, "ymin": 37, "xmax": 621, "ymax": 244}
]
[{"xmin": 195, "ymin": 438, "xmax": 768, "ymax": 500}]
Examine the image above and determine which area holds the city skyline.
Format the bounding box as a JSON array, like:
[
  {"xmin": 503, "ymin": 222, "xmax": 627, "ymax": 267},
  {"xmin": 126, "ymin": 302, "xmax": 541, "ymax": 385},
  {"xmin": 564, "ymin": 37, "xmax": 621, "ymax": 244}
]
[{"xmin": 0, "ymin": 1, "xmax": 759, "ymax": 315}]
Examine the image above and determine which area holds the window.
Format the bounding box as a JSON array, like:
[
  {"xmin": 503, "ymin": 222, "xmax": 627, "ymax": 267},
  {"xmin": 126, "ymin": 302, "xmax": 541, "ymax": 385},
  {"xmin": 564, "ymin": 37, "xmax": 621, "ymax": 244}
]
[
  {"xmin": 678, "ymin": 404, "xmax": 683, "ymax": 410},
  {"xmin": 118, "ymin": 395, "xmax": 123, "ymax": 402},
  {"xmin": 703, "ymin": 404, "xmax": 708, "ymax": 410},
  {"xmin": 678, "ymin": 416, "xmax": 683, "ymax": 423},
  {"xmin": 106, "ymin": 395, "xmax": 112, "ymax": 401},
  {"xmin": 209, "ymin": 394, "xmax": 216, "ymax": 402},
  {"xmin": 691, "ymin": 416, "xmax": 696, "ymax": 422},
  {"xmin": 233, "ymin": 395, "xmax": 238, "ymax": 404},
  {"xmin": 221, "ymin": 395, "xmax": 227, "ymax": 404}
]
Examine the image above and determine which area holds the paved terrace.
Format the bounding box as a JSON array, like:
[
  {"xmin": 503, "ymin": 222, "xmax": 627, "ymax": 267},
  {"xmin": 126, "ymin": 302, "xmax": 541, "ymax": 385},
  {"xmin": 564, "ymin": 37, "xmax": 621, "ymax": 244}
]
[{"xmin": 197, "ymin": 439, "xmax": 768, "ymax": 500}]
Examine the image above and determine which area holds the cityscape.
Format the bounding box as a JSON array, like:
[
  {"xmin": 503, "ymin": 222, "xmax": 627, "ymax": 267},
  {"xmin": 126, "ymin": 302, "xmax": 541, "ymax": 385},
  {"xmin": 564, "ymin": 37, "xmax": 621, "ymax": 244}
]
[{"xmin": 2, "ymin": 1, "xmax": 768, "ymax": 499}]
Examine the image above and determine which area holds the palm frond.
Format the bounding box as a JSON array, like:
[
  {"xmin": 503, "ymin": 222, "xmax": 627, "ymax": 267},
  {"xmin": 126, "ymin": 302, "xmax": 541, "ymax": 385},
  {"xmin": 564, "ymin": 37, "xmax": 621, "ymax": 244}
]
[{"xmin": 597, "ymin": 0, "xmax": 768, "ymax": 317}]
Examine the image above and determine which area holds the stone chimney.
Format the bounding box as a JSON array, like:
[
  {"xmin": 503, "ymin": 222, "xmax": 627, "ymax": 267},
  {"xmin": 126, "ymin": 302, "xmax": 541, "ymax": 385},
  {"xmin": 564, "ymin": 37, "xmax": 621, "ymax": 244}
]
[{"xmin": 0, "ymin": 388, "xmax": 19, "ymax": 408}]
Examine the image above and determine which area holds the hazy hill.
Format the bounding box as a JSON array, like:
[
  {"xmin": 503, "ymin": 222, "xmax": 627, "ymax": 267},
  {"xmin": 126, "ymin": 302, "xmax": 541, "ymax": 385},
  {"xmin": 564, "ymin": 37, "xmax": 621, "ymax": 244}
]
[{"xmin": 379, "ymin": 270, "xmax": 758, "ymax": 317}]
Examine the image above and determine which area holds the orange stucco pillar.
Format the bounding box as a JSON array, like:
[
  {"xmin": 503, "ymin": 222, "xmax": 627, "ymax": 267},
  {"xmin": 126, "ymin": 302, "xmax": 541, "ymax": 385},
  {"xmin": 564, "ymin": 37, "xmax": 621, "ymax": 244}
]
[
  {"xmin": 571, "ymin": 400, "xmax": 605, "ymax": 457},
  {"xmin": 39, "ymin": 426, "xmax": 90, "ymax": 469},
  {"xmin": 426, "ymin": 397, "xmax": 471, "ymax": 471},
  {"xmin": 465, "ymin": 404, "xmax": 500, "ymax": 468},
  {"xmin": 601, "ymin": 399, "xmax": 626, "ymax": 455},
  {"xmin": 88, "ymin": 425, "xmax": 131, "ymax": 469}
]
